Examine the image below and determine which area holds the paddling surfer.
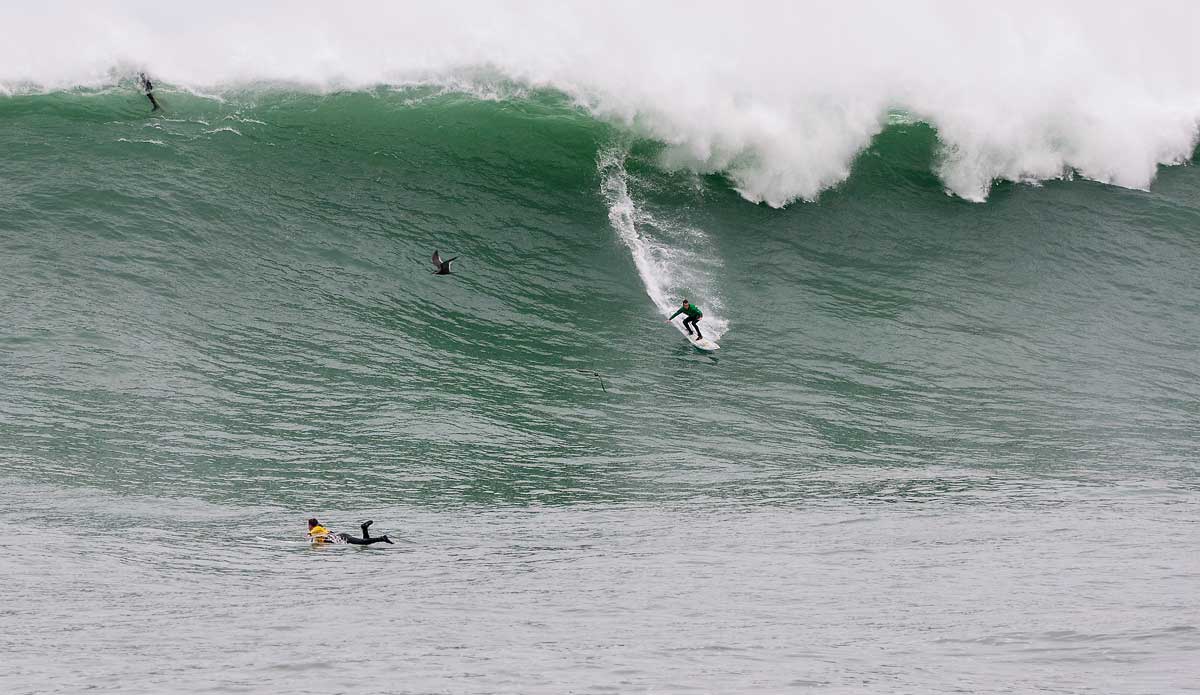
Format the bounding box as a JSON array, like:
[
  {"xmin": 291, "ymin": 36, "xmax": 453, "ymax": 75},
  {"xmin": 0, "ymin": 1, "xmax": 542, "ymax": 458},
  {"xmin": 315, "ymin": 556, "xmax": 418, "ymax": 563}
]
[{"xmin": 307, "ymin": 518, "xmax": 393, "ymax": 545}]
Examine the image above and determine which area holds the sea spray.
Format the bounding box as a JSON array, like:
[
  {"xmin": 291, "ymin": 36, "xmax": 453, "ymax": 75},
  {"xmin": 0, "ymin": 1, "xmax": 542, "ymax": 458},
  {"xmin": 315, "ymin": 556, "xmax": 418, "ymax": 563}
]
[{"xmin": 598, "ymin": 148, "xmax": 729, "ymax": 340}]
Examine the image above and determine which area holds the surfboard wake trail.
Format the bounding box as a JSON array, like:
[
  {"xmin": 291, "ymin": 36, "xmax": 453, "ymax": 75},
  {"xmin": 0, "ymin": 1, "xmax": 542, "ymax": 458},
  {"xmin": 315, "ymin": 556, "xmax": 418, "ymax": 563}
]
[{"xmin": 598, "ymin": 147, "xmax": 729, "ymax": 342}]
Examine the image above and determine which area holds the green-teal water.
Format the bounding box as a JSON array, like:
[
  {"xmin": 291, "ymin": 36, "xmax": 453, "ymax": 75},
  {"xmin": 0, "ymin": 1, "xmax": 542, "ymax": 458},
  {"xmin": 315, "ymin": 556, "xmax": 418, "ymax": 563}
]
[{"xmin": 1, "ymin": 87, "xmax": 1197, "ymax": 693}]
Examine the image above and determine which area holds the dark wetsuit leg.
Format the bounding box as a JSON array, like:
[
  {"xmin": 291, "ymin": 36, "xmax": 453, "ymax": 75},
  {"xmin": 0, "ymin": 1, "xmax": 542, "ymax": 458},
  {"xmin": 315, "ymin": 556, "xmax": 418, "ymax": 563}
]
[
  {"xmin": 336, "ymin": 521, "xmax": 392, "ymax": 545},
  {"xmin": 684, "ymin": 316, "xmax": 702, "ymax": 339},
  {"xmin": 338, "ymin": 532, "xmax": 388, "ymax": 545}
]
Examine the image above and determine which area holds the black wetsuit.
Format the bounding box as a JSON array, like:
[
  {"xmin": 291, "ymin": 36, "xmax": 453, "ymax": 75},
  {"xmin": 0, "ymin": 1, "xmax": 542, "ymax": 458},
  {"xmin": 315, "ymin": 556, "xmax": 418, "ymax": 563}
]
[
  {"xmin": 138, "ymin": 73, "xmax": 161, "ymax": 111},
  {"xmin": 669, "ymin": 304, "xmax": 704, "ymax": 339},
  {"xmin": 336, "ymin": 520, "xmax": 392, "ymax": 545}
]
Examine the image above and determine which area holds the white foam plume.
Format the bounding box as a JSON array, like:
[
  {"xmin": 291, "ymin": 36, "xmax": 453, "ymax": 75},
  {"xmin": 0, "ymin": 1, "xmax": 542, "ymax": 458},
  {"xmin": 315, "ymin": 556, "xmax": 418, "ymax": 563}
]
[{"xmin": 3, "ymin": 1, "xmax": 1198, "ymax": 204}]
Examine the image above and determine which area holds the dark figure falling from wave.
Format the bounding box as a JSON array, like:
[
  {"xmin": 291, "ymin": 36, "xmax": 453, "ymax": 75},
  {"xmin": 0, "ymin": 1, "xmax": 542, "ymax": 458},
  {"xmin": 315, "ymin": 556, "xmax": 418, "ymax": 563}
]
[
  {"xmin": 137, "ymin": 72, "xmax": 161, "ymax": 112},
  {"xmin": 307, "ymin": 518, "xmax": 393, "ymax": 545}
]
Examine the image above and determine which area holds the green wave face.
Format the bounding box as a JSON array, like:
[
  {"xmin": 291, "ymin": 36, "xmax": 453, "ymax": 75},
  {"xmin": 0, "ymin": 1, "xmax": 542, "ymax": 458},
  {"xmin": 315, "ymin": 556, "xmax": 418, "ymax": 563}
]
[
  {"xmin": 2, "ymin": 87, "xmax": 1199, "ymax": 508},
  {"xmin": 4, "ymin": 7, "xmax": 1200, "ymax": 687}
]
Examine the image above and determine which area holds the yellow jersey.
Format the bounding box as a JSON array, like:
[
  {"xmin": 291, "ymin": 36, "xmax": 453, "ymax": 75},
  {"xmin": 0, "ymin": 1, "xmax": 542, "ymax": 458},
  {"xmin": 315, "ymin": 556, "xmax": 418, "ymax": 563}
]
[{"xmin": 308, "ymin": 524, "xmax": 333, "ymax": 543}]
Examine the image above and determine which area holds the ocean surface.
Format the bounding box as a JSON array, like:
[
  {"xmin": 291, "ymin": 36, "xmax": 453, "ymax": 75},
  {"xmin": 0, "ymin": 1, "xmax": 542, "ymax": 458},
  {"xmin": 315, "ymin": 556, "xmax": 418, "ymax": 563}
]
[{"xmin": 2, "ymin": 4, "xmax": 1200, "ymax": 693}]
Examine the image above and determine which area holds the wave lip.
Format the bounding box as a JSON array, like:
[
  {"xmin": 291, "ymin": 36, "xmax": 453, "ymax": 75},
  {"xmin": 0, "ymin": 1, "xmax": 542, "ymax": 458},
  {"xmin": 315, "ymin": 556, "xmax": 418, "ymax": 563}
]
[{"xmin": 3, "ymin": 1, "xmax": 1199, "ymax": 204}]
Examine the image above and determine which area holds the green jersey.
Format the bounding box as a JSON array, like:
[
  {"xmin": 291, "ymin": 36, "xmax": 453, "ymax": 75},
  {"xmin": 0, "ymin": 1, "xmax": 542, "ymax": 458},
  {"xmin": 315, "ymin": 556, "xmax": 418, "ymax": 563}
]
[{"xmin": 669, "ymin": 304, "xmax": 703, "ymax": 319}]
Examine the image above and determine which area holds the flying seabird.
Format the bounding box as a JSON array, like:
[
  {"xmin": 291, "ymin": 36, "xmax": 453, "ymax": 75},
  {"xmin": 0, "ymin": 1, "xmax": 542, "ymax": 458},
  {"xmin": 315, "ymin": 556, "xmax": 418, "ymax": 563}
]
[{"xmin": 431, "ymin": 250, "xmax": 458, "ymax": 275}]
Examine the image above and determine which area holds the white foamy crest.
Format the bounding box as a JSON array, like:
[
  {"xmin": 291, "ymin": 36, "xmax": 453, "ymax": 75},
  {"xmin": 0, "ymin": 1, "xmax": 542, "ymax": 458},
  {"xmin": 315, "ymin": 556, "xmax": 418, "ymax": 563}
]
[
  {"xmin": 115, "ymin": 137, "xmax": 166, "ymax": 146},
  {"xmin": 599, "ymin": 148, "xmax": 729, "ymax": 340},
  {"xmin": 3, "ymin": 1, "xmax": 1198, "ymax": 204}
]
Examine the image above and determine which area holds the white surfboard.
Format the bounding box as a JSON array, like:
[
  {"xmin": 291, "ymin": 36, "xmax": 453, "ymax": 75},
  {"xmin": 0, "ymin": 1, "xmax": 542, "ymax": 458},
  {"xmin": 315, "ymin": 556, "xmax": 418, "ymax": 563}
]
[
  {"xmin": 666, "ymin": 314, "xmax": 720, "ymax": 350},
  {"xmin": 687, "ymin": 335, "xmax": 720, "ymax": 351}
]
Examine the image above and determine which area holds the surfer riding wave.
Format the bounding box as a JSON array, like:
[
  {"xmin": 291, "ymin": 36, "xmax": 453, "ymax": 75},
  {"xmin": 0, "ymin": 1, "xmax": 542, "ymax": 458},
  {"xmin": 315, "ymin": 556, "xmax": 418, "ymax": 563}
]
[{"xmin": 667, "ymin": 299, "xmax": 703, "ymax": 340}]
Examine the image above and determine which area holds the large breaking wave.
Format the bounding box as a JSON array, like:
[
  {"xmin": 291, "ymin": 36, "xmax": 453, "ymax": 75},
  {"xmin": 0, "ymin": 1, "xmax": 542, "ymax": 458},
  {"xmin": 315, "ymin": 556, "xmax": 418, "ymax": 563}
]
[{"xmin": 3, "ymin": 0, "xmax": 1199, "ymax": 205}]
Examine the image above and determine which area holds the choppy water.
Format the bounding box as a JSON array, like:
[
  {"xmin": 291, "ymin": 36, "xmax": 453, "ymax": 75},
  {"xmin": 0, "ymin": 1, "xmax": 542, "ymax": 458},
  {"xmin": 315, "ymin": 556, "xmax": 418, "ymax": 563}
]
[{"xmin": 3, "ymin": 10, "xmax": 1200, "ymax": 691}]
